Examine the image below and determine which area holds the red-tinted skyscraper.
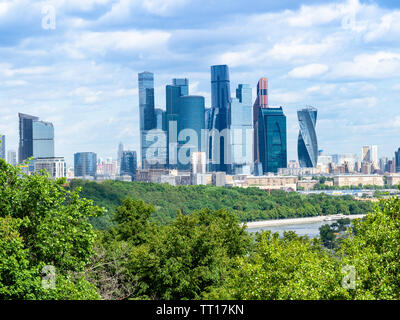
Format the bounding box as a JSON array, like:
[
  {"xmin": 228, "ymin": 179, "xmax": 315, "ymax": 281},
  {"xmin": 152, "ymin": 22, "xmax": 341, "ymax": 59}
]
[{"xmin": 253, "ymin": 78, "xmax": 268, "ymax": 164}]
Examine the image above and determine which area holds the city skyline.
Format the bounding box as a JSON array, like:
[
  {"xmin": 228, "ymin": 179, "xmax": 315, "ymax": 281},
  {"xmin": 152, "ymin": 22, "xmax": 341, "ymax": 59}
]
[{"xmin": 1, "ymin": 0, "xmax": 400, "ymax": 166}]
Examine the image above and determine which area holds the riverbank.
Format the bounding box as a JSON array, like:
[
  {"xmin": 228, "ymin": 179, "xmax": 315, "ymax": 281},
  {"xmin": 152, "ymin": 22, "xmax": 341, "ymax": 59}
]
[{"xmin": 244, "ymin": 214, "xmax": 366, "ymax": 229}]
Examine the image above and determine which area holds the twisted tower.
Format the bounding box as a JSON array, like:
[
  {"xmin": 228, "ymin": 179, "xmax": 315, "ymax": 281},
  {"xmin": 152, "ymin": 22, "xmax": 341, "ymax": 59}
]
[{"xmin": 297, "ymin": 107, "xmax": 318, "ymax": 168}]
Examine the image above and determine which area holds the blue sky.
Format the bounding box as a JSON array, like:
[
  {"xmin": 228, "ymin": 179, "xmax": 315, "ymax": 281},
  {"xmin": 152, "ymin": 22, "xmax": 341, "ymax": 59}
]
[{"xmin": 1, "ymin": 0, "xmax": 400, "ymax": 166}]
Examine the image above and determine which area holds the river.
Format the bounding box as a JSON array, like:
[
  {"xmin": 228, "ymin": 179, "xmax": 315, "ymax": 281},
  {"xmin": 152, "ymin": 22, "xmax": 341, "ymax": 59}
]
[{"xmin": 245, "ymin": 214, "xmax": 366, "ymax": 238}]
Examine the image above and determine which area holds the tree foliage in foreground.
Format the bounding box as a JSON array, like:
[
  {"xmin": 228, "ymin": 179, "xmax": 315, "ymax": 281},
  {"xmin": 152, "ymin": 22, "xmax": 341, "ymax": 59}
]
[
  {"xmin": 2, "ymin": 156, "xmax": 400, "ymax": 300},
  {"xmin": 0, "ymin": 159, "xmax": 103, "ymax": 299}
]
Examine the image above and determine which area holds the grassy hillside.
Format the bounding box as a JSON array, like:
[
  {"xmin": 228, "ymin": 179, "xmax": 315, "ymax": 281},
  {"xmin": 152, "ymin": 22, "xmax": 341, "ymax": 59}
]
[{"xmin": 67, "ymin": 180, "xmax": 374, "ymax": 229}]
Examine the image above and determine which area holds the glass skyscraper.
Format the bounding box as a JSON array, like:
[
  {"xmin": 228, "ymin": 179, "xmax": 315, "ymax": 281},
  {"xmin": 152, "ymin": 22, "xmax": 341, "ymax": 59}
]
[
  {"xmin": 166, "ymin": 82, "xmax": 185, "ymax": 169},
  {"xmin": 165, "ymin": 79, "xmax": 205, "ymax": 170},
  {"xmin": 258, "ymin": 107, "xmax": 287, "ymax": 174},
  {"xmin": 209, "ymin": 65, "xmax": 231, "ymax": 172},
  {"xmin": 138, "ymin": 72, "xmax": 155, "ymax": 169},
  {"xmin": 229, "ymin": 84, "xmax": 253, "ymax": 175},
  {"xmin": 297, "ymin": 107, "xmax": 318, "ymax": 168},
  {"xmin": 177, "ymin": 95, "xmax": 205, "ymax": 171},
  {"xmin": 120, "ymin": 150, "xmax": 137, "ymax": 181},
  {"xmin": 0, "ymin": 135, "xmax": 5, "ymax": 160},
  {"xmin": 395, "ymin": 148, "xmax": 400, "ymax": 173},
  {"xmin": 253, "ymin": 78, "xmax": 268, "ymax": 166},
  {"xmin": 74, "ymin": 152, "xmax": 97, "ymax": 177},
  {"xmin": 172, "ymin": 78, "xmax": 189, "ymax": 96},
  {"xmin": 18, "ymin": 113, "xmax": 54, "ymax": 164}
]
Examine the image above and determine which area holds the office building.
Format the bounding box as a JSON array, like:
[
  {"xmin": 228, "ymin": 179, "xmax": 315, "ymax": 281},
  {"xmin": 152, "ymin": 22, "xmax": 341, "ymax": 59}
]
[
  {"xmin": 258, "ymin": 107, "xmax": 287, "ymax": 174},
  {"xmin": 209, "ymin": 65, "xmax": 231, "ymax": 172},
  {"xmin": 396, "ymin": 148, "xmax": 400, "ymax": 173},
  {"xmin": 166, "ymin": 79, "xmax": 205, "ymax": 170},
  {"xmin": 166, "ymin": 82, "xmax": 185, "ymax": 169},
  {"xmin": 253, "ymin": 78, "xmax": 268, "ymax": 167},
  {"xmin": 117, "ymin": 142, "xmax": 124, "ymax": 173},
  {"xmin": 191, "ymin": 151, "xmax": 206, "ymax": 174},
  {"xmin": 18, "ymin": 113, "xmax": 54, "ymax": 163},
  {"xmin": 74, "ymin": 152, "xmax": 97, "ymax": 178},
  {"xmin": 138, "ymin": 72, "xmax": 156, "ymax": 169},
  {"xmin": 120, "ymin": 151, "xmax": 137, "ymax": 181},
  {"xmin": 97, "ymin": 159, "xmax": 117, "ymax": 178},
  {"xmin": 177, "ymin": 96, "xmax": 205, "ymax": 170},
  {"xmin": 333, "ymin": 174, "xmax": 384, "ymax": 187},
  {"xmin": 297, "ymin": 107, "xmax": 318, "ymax": 168},
  {"xmin": 229, "ymin": 84, "xmax": 253, "ymax": 174},
  {"xmin": 172, "ymin": 78, "xmax": 189, "ymax": 96},
  {"xmin": 34, "ymin": 157, "xmax": 66, "ymax": 179},
  {"xmin": 371, "ymin": 145, "xmax": 379, "ymax": 169},
  {"xmin": 362, "ymin": 146, "xmax": 371, "ymax": 163},
  {"xmin": 385, "ymin": 173, "xmax": 400, "ymax": 187},
  {"xmin": 7, "ymin": 150, "xmax": 17, "ymax": 166},
  {"xmin": 0, "ymin": 135, "xmax": 5, "ymax": 160}
]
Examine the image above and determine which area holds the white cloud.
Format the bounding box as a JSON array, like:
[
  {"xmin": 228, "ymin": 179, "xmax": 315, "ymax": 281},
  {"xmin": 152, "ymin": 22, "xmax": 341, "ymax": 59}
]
[
  {"xmin": 64, "ymin": 30, "xmax": 171, "ymax": 57},
  {"xmin": 286, "ymin": 3, "xmax": 342, "ymax": 27},
  {"xmin": 267, "ymin": 36, "xmax": 341, "ymax": 61},
  {"xmin": 288, "ymin": 64, "xmax": 329, "ymax": 79},
  {"xmin": 141, "ymin": 0, "xmax": 189, "ymax": 16},
  {"xmin": 332, "ymin": 52, "xmax": 400, "ymax": 79}
]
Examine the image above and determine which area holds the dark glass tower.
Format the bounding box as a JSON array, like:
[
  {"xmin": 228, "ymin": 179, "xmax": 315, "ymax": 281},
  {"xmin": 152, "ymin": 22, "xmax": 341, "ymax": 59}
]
[
  {"xmin": 74, "ymin": 152, "xmax": 97, "ymax": 177},
  {"xmin": 138, "ymin": 72, "xmax": 155, "ymax": 169},
  {"xmin": 177, "ymin": 96, "xmax": 205, "ymax": 171},
  {"xmin": 395, "ymin": 148, "xmax": 400, "ymax": 173},
  {"xmin": 253, "ymin": 78, "xmax": 268, "ymax": 166},
  {"xmin": 210, "ymin": 65, "xmax": 231, "ymax": 172},
  {"xmin": 166, "ymin": 83, "xmax": 186, "ymax": 169},
  {"xmin": 297, "ymin": 107, "xmax": 318, "ymax": 168},
  {"xmin": 165, "ymin": 79, "xmax": 205, "ymax": 170},
  {"xmin": 258, "ymin": 107, "xmax": 287, "ymax": 174},
  {"xmin": 120, "ymin": 150, "xmax": 137, "ymax": 181},
  {"xmin": 18, "ymin": 113, "xmax": 54, "ymax": 164},
  {"xmin": 0, "ymin": 135, "xmax": 5, "ymax": 160},
  {"xmin": 172, "ymin": 78, "xmax": 189, "ymax": 96}
]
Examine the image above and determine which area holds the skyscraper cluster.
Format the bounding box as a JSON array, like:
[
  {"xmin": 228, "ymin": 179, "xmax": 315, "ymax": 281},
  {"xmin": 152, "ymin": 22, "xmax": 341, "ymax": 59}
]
[
  {"xmin": 138, "ymin": 65, "xmax": 289, "ymax": 176},
  {"xmin": 3, "ymin": 63, "xmax": 400, "ymax": 185}
]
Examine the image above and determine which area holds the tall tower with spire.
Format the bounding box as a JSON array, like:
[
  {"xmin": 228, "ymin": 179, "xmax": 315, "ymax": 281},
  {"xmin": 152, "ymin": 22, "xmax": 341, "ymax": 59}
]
[{"xmin": 253, "ymin": 78, "xmax": 268, "ymax": 165}]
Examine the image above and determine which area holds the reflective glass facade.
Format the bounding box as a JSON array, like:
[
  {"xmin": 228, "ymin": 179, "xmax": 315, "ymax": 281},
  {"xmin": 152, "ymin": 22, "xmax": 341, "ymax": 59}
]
[
  {"xmin": 0, "ymin": 135, "xmax": 5, "ymax": 160},
  {"xmin": 253, "ymin": 78, "xmax": 268, "ymax": 165},
  {"xmin": 177, "ymin": 96, "xmax": 205, "ymax": 171},
  {"xmin": 210, "ymin": 65, "xmax": 231, "ymax": 172},
  {"xmin": 138, "ymin": 72, "xmax": 155, "ymax": 168},
  {"xmin": 258, "ymin": 107, "xmax": 287, "ymax": 174},
  {"xmin": 32, "ymin": 120, "xmax": 54, "ymax": 159},
  {"xmin": 396, "ymin": 148, "xmax": 400, "ymax": 173},
  {"xmin": 172, "ymin": 78, "xmax": 189, "ymax": 96},
  {"xmin": 229, "ymin": 84, "xmax": 253, "ymax": 175},
  {"xmin": 120, "ymin": 150, "xmax": 137, "ymax": 181},
  {"xmin": 297, "ymin": 107, "xmax": 318, "ymax": 168},
  {"xmin": 142, "ymin": 130, "xmax": 167, "ymax": 169},
  {"xmin": 18, "ymin": 113, "xmax": 54, "ymax": 163},
  {"xmin": 74, "ymin": 152, "xmax": 97, "ymax": 177},
  {"xmin": 166, "ymin": 84, "xmax": 185, "ymax": 169}
]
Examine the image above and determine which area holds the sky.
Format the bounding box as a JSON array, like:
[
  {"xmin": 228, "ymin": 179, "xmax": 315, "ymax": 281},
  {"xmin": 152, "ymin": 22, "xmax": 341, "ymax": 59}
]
[{"xmin": 1, "ymin": 0, "xmax": 400, "ymax": 167}]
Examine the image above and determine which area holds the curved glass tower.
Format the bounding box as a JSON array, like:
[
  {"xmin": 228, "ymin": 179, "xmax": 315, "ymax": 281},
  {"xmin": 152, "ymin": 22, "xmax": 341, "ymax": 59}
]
[
  {"xmin": 178, "ymin": 96, "xmax": 205, "ymax": 170},
  {"xmin": 297, "ymin": 107, "xmax": 318, "ymax": 168}
]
